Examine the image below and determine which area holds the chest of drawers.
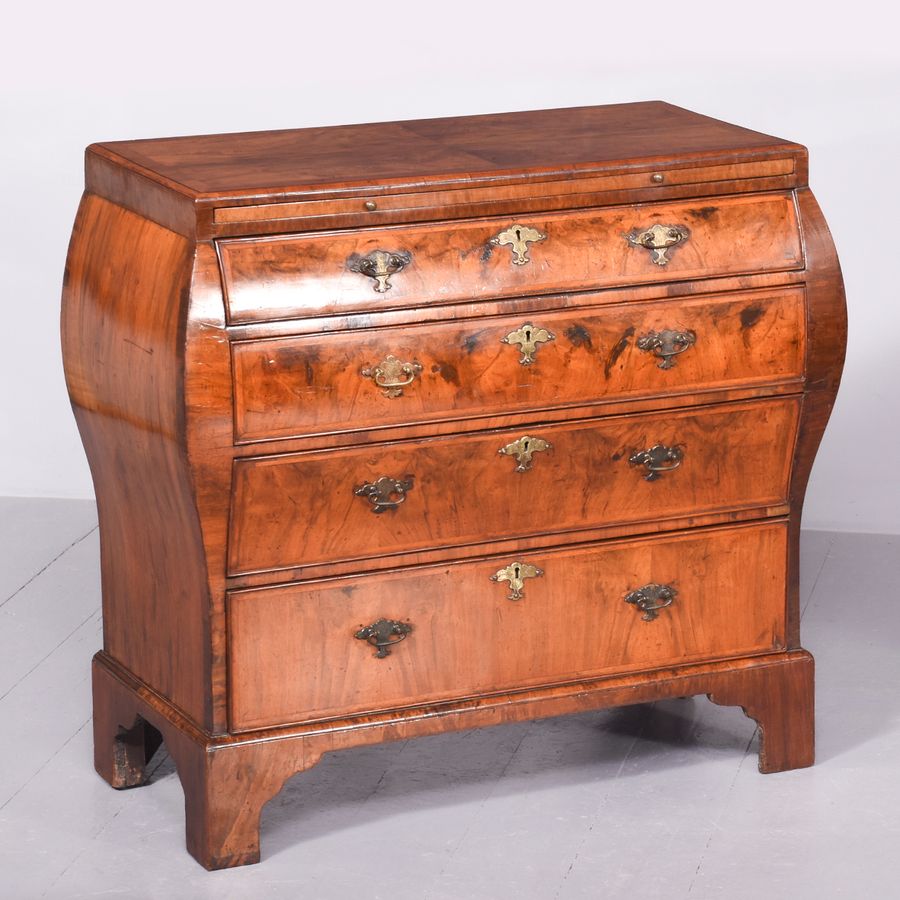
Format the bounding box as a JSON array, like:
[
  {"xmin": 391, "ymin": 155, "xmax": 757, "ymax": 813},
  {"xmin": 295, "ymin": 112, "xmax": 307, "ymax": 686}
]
[{"xmin": 61, "ymin": 102, "xmax": 846, "ymax": 869}]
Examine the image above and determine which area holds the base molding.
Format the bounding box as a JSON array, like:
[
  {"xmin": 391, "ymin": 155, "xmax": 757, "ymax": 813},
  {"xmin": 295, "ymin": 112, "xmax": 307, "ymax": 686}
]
[{"xmin": 92, "ymin": 648, "xmax": 814, "ymax": 869}]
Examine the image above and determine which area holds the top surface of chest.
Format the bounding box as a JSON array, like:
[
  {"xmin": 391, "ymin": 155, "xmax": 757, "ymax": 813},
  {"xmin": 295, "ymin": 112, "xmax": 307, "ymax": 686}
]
[
  {"xmin": 90, "ymin": 101, "xmax": 800, "ymax": 196},
  {"xmin": 85, "ymin": 102, "xmax": 806, "ymax": 240}
]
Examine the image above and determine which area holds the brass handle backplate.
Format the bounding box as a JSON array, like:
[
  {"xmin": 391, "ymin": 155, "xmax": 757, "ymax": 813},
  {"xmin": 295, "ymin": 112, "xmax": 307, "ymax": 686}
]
[
  {"xmin": 625, "ymin": 583, "xmax": 677, "ymax": 621},
  {"xmin": 628, "ymin": 443, "xmax": 684, "ymax": 481},
  {"xmin": 347, "ymin": 249, "xmax": 412, "ymax": 292},
  {"xmin": 360, "ymin": 354, "xmax": 423, "ymax": 398},
  {"xmin": 354, "ymin": 475, "xmax": 414, "ymax": 513},
  {"xmin": 490, "ymin": 223, "xmax": 547, "ymax": 265},
  {"xmin": 355, "ymin": 618, "xmax": 412, "ymax": 658},
  {"xmin": 624, "ymin": 223, "xmax": 690, "ymax": 266},
  {"xmin": 498, "ymin": 435, "xmax": 552, "ymax": 472},
  {"xmin": 501, "ymin": 322, "xmax": 555, "ymax": 366},
  {"xmin": 491, "ymin": 561, "xmax": 544, "ymax": 601},
  {"xmin": 636, "ymin": 329, "xmax": 696, "ymax": 369}
]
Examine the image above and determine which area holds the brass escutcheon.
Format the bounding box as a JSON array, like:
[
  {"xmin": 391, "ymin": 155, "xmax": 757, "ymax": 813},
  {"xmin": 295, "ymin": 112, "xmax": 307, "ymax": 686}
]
[
  {"xmin": 501, "ymin": 322, "xmax": 555, "ymax": 366},
  {"xmin": 360, "ymin": 354, "xmax": 423, "ymax": 398},
  {"xmin": 624, "ymin": 223, "xmax": 690, "ymax": 266},
  {"xmin": 624, "ymin": 583, "xmax": 677, "ymax": 621},
  {"xmin": 628, "ymin": 443, "xmax": 684, "ymax": 481},
  {"xmin": 636, "ymin": 329, "xmax": 696, "ymax": 369},
  {"xmin": 499, "ymin": 435, "xmax": 552, "ymax": 472},
  {"xmin": 490, "ymin": 223, "xmax": 547, "ymax": 265},
  {"xmin": 355, "ymin": 618, "xmax": 412, "ymax": 658},
  {"xmin": 354, "ymin": 475, "xmax": 414, "ymax": 514},
  {"xmin": 347, "ymin": 249, "xmax": 412, "ymax": 292},
  {"xmin": 490, "ymin": 561, "xmax": 544, "ymax": 601}
]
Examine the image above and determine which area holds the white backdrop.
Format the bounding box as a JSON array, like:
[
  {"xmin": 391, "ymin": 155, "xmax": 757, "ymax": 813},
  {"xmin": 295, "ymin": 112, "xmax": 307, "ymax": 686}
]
[{"xmin": 1, "ymin": 1, "xmax": 897, "ymax": 533}]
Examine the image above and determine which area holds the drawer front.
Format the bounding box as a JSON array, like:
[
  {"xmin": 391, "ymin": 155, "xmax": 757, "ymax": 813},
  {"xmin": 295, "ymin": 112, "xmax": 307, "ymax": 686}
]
[
  {"xmin": 228, "ymin": 397, "xmax": 798, "ymax": 575},
  {"xmin": 214, "ymin": 159, "xmax": 796, "ymax": 228},
  {"xmin": 218, "ymin": 193, "xmax": 802, "ymax": 324},
  {"xmin": 227, "ymin": 522, "xmax": 788, "ymax": 730},
  {"xmin": 233, "ymin": 287, "xmax": 805, "ymax": 442}
]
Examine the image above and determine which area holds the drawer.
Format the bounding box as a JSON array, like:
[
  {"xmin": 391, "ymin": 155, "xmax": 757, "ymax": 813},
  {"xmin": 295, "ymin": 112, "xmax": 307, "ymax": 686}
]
[
  {"xmin": 227, "ymin": 521, "xmax": 788, "ymax": 730},
  {"xmin": 213, "ymin": 159, "xmax": 797, "ymax": 228},
  {"xmin": 218, "ymin": 193, "xmax": 802, "ymax": 325},
  {"xmin": 232, "ymin": 287, "xmax": 805, "ymax": 442},
  {"xmin": 228, "ymin": 397, "xmax": 798, "ymax": 575}
]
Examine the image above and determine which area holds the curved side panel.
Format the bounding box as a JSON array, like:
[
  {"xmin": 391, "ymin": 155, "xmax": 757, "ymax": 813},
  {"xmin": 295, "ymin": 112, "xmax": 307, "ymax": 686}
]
[
  {"xmin": 61, "ymin": 193, "xmax": 212, "ymax": 728},
  {"xmin": 787, "ymin": 188, "xmax": 848, "ymax": 644},
  {"xmin": 183, "ymin": 242, "xmax": 235, "ymax": 733}
]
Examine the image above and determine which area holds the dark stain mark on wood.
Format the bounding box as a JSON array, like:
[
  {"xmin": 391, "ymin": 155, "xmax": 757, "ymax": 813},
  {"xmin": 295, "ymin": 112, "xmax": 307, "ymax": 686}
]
[
  {"xmin": 688, "ymin": 206, "xmax": 719, "ymax": 220},
  {"xmin": 463, "ymin": 334, "xmax": 479, "ymax": 354},
  {"xmin": 481, "ymin": 243, "xmax": 493, "ymax": 262},
  {"xmin": 611, "ymin": 450, "xmax": 624, "ymax": 461},
  {"xmin": 276, "ymin": 345, "xmax": 320, "ymax": 368},
  {"xmin": 740, "ymin": 302, "xmax": 766, "ymax": 349},
  {"xmin": 431, "ymin": 362, "xmax": 460, "ymax": 386},
  {"xmin": 740, "ymin": 303, "xmax": 765, "ymax": 329},
  {"xmin": 604, "ymin": 326, "xmax": 635, "ymax": 378},
  {"xmin": 564, "ymin": 324, "xmax": 593, "ymax": 350}
]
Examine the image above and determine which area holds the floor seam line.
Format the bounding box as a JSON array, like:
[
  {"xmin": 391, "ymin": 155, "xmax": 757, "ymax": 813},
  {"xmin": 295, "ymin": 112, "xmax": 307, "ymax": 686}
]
[
  {"xmin": 0, "ymin": 608, "xmax": 101, "ymax": 703},
  {"xmin": 685, "ymin": 727, "xmax": 757, "ymax": 896},
  {"xmin": 42, "ymin": 791, "xmax": 130, "ymax": 895},
  {"xmin": 800, "ymin": 533, "xmax": 836, "ymax": 621},
  {"xmin": 0, "ymin": 716, "xmax": 92, "ymax": 812},
  {"xmin": 0, "ymin": 523, "xmax": 98, "ymax": 610},
  {"xmin": 554, "ymin": 709, "xmax": 651, "ymax": 898},
  {"xmin": 357, "ymin": 740, "xmax": 411, "ymax": 810},
  {"xmin": 435, "ymin": 722, "xmax": 534, "ymax": 885}
]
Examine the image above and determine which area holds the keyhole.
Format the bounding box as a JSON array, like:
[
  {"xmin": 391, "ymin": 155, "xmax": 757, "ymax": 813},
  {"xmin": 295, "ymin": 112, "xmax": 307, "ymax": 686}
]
[
  {"xmin": 523, "ymin": 326, "xmax": 532, "ymax": 342},
  {"xmin": 515, "ymin": 228, "xmax": 522, "ymax": 241},
  {"xmin": 522, "ymin": 439, "xmax": 530, "ymax": 453},
  {"xmin": 513, "ymin": 564, "xmax": 521, "ymax": 579}
]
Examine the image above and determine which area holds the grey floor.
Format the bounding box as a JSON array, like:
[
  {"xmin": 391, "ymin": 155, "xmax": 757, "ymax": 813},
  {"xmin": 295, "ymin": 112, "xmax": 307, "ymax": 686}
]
[{"xmin": 0, "ymin": 498, "xmax": 897, "ymax": 899}]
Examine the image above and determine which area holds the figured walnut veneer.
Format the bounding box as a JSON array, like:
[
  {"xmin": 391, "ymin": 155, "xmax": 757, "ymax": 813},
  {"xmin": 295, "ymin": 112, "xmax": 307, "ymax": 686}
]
[{"xmin": 62, "ymin": 102, "xmax": 845, "ymax": 869}]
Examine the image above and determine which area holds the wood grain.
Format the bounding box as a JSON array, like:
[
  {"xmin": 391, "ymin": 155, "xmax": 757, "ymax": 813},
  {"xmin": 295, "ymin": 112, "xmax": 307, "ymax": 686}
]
[
  {"xmin": 232, "ymin": 286, "xmax": 806, "ymax": 442},
  {"xmin": 182, "ymin": 242, "xmax": 235, "ymax": 734},
  {"xmin": 227, "ymin": 521, "xmax": 788, "ymax": 730},
  {"xmin": 228, "ymin": 398, "xmax": 799, "ymax": 574},
  {"xmin": 89, "ymin": 101, "xmax": 803, "ymax": 198},
  {"xmin": 61, "ymin": 194, "xmax": 212, "ymax": 727},
  {"xmin": 218, "ymin": 193, "xmax": 803, "ymax": 324},
  {"xmin": 215, "ymin": 159, "xmax": 795, "ymax": 223},
  {"xmin": 784, "ymin": 188, "xmax": 848, "ymax": 645}
]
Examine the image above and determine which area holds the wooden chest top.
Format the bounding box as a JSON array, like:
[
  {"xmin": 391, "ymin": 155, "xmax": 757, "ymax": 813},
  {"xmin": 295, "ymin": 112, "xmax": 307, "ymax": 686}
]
[{"xmin": 85, "ymin": 102, "xmax": 808, "ymax": 239}]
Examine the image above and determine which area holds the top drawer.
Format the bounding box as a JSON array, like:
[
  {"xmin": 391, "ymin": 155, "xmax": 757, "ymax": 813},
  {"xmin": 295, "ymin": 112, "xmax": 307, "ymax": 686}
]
[{"xmin": 218, "ymin": 193, "xmax": 803, "ymax": 325}]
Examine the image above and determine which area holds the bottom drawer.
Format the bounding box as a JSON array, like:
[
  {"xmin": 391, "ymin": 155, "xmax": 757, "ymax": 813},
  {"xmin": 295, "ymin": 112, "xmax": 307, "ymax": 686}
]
[{"xmin": 227, "ymin": 521, "xmax": 787, "ymax": 731}]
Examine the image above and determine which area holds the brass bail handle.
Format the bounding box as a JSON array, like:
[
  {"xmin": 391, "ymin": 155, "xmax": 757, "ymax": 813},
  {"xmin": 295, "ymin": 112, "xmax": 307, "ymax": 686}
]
[
  {"xmin": 355, "ymin": 618, "xmax": 413, "ymax": 658},
  {"xmin": 624, "ymin": 224, "xmax": 690, "ymax": 266},
  {"xmin": 636, "ymin": 329, "xmax": 696, "ymax": 369},
  {"xmin": 360, "ymin": 354, "xmax": 423, "ymax": 398},
  {"xmin": 625, "ymin": 583, "xmax": 677, "ymax": 621},
  {"xmin": 628, "ymin": 444, "xmax": 684, "ymax": 481},
  {"xmin": 347, "ymin": 249, "xmax": 412, "ymax": 292},
  {"xmin": 354, "ymin": 475, "xmax": 414, "ymax": 513}
]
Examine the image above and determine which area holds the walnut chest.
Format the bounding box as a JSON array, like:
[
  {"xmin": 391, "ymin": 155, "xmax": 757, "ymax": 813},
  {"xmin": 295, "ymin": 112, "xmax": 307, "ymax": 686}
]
[{"xmin": 61, "ymin": 102, "xmax": 846, "ymax": 869}]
